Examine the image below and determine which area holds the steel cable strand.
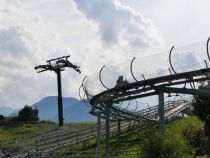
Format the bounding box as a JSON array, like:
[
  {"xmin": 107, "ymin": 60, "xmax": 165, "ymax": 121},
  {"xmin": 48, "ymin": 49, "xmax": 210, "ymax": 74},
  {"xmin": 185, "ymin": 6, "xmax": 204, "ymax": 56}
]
[
  {"xmin": 132, "ymin": 99, "xmax": 139, "ymax": 113},
  {"xmin": 130, "ymin": 57, "xmax": 149, "ymax": 91},
  {"xmin": 81, "ymin": 76, "xmax": 94, "ymax": 100},
  {"xmin": 145, "ymin": 103, "xmax": 152, "ymax": 119},
  {"xmin": 130, "ymin": 57, "xmax": 139, "ymax": 82},
  {"xmin": 113, "ymin": 96, "xmax": 126, "ymax": 108},
  {"xmin": 124, "ymin": 100, "xmax": 131, "ymax": 111},
  {"xmin": 110, "ymin": 105, "xmax": 156, "ymax": 122},
  {"xmin": 127, "ymin": 100, "xmax": 139, "ymax": 118},
  {"xmin": 206, "ymin": 37, "xmax": 210, "ymax": 62},
  {"xmin": 169, "ymin": 46, "xmax": 177, "ymax": 74},
  {"xmin": 78, "ymin": 83, "xmax": 89, "ymax": 104},
  {"xmin": 99, "ymin": 65, "xmax": 110, "ymax": 90}
]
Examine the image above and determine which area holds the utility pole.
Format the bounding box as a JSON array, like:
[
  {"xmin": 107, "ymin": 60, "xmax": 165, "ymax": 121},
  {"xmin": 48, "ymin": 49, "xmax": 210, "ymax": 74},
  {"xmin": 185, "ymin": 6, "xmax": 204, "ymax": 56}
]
[{"xmin": 35, "ymin": 55, "xmax": 81, "ymax": 127}]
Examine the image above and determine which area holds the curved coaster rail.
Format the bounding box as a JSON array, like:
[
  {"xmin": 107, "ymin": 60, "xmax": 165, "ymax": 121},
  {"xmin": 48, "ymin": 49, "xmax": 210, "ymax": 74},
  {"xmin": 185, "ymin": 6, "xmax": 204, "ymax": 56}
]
[{"xmin": 81, "ymin": 39, "xmax": 210, "ymax": 157}]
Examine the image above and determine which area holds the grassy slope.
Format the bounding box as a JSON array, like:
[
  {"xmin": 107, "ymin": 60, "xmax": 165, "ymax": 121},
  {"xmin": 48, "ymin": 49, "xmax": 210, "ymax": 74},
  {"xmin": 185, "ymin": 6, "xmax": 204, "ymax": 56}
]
[
  {"xmin": 0, "ymin": 120, "xmax": 97, "ymax": 153},
  {"xmin": 165, "ymin": 117, "xmax": 209, "ymax": 158},
  {"xmin": 1, "ymin": 117, "xmax": 200, "ymax": 143},
  {"xmin": 0, "ymin": 121, "xmax": 57, "ymax": 141},
  {"xmin": 79, "ymin": 117, "xmax": 204, "ymax": 155},
  {"xmin": 165, "ymin": 116, "xmax": 204, "ymax": 138},
  {"xmin": 0, "ymin": 117, "xmax": 206, "ymax": 157},
  {"xmin": 0, "ymin": 121, "xmax": 96, "ymax": 141}
]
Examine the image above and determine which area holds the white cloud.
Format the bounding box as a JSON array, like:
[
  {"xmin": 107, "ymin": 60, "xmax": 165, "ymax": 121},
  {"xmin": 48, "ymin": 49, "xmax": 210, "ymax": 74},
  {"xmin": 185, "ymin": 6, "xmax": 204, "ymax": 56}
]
[
  {"xmin": 149, "ymin": 0, "xmax": 210, "ymax": 47},
  {"xmin": 0, "ymin": 0, "xmax": 162, "ymax": 108},
  {"xmin": 0, "ymin": 27, "xmax": 29, "ymax": 57},
  {"xmin": 1, "ymin": 0, "xmax": 208, "ymax": 110},
  {"xmin": 74, "ymin": 0, "xmax": 161, "ymax": 48}
]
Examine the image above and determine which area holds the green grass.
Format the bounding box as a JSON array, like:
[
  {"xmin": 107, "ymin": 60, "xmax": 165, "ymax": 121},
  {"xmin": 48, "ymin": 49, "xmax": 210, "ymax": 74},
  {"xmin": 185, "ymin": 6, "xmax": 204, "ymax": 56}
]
[
  {"xmin": 0, "ymin": 117, "xmax": 207, "ymax": 157},
  {"xmin": 0, "ymin": 120, "xmax": 98, "ymax": 153},
  {"xmin": 66, "ymin": 121, "xmax": 97, "ymax": 126},
  {"xmin": 76, "ymin": 117, "xmax": 205, "ymax": 156},
  {"xmin": 0, "ymin": 121, "xmax": 57, "ymax": 141},
  {"xmin": 165, "ymin": 116, "xmax": 204, "ymax": 138},
  {"xmin": 0, "ymin": 120, "xmax": 96, "ymax": 141}
]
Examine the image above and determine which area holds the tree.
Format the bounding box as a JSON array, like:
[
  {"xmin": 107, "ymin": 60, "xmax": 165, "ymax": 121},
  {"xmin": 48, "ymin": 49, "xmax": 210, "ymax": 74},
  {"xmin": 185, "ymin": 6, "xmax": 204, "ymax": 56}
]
[
  {"xmin": 192, "ymin": 84, "xmax": 210, "ymax": 119},
  {"xmin": 18, "ymin": 105, "xmax": 39, "ymax": 122},
  {"xmin": 0, "ymin": 115, "xmax": 4, "ymax": 120},
  {"xmin": 141, "ymin": 132, "xmax": 193, "ymax": 158},
  {"xmin": 191, "ymin": 83, "xmax": 210, "ymax": 137},
  {"xmin": 182, "ymin": 123, "xmax": 207, "ymax": 155},
  {"xmin": 191, "ymin": 83, "xmax": 210, "ymax": 155}
]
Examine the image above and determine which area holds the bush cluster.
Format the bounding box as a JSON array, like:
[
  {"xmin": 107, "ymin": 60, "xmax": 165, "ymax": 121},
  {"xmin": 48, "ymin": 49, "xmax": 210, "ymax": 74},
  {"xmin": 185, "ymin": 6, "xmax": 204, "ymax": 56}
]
[
  {"xmin": 0, "ymin": 114, "xmax": 5, "ymax": 120},
  {"xmin": 18, "ymin": 105, "xmax": 39, "ymax": 122},
  {"xmin": 191, "ymin": 83, "xmax": 210, "ymax": 154},
  {"xmin": 141, "ymin": 132, "xmax": 194, "ymax": 158},
  {"xmin": 182, "ymin": 124, "xmax": 207, "ymax": 155}
]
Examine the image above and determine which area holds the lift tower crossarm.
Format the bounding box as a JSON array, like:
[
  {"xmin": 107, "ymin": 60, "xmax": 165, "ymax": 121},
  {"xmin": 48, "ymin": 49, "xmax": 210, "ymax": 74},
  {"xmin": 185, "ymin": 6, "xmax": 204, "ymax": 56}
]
[{"xmin": 35, "ymin": 55, "xmax": 81, "ymax": 127}]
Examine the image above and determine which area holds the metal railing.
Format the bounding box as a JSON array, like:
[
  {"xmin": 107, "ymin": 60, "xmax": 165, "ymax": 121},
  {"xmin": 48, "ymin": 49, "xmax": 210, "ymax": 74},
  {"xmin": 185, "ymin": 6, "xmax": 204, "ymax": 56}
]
[
  {"xmin": 32, "ymin": 150, "xmax": 142, "ymax": 158},
  {"xmin": 1, "ymin": 100, "xmax": 190, "ymax": 157},
  {"xmin": 35, "ymin": 122, "xmax": 131, "ymax": 154}
]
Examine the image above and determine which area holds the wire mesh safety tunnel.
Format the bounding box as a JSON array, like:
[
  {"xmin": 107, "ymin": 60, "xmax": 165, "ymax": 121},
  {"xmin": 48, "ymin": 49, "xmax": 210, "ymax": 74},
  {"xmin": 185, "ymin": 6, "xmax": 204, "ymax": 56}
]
[{"xmin": 79, "ymin": 38, "xmax": 210, "ymax": 121}]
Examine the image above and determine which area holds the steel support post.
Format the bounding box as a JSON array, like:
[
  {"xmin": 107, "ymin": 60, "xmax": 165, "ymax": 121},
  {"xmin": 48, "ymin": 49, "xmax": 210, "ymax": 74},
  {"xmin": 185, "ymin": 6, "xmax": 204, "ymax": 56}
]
[
  {"xmin": 97, "ymin": 112, "xmax": 101, "ymax": 158},
  {"xmin": 117, "ymin": 120, "xmax": 121, "ymax": 146},
  {"xmin": 182, "ymin": 112, "xmax": 184, "ymax": 118},
  {"xmin": 57, "ymin": 69, "xmax": 64, "ymax": 127},
  {"xmin": 158, "ymin": 91, "xmax": 165, "ymax": 137},
  {"xmin": 105, "ymin": 103, "xmax": 111, "ymax": 158}
]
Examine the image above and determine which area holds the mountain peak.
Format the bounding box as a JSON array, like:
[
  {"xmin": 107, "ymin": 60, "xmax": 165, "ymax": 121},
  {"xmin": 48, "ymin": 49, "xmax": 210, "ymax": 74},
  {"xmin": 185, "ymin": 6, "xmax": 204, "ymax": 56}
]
[
  {"xmin": 32, "ymin": 96, "xmax": 95, "ymax": 123},
  {"xmin": 0, "ymin": 106, "xmax": 16, "ymax": 116}
]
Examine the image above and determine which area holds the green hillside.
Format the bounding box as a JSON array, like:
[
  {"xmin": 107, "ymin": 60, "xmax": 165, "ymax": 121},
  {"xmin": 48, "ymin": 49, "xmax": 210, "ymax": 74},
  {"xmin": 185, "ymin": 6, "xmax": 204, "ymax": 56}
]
[
  {"xmin": 74, "ymin": 116, "xmax": 208, "ymax": 158},
  {"xmin": 0, "ymin": 120, "xmax": 96, "ymax": 141},
  {"xmin": 0, "ymin": 117, "xmax": 209, "ymax": 157},
  {"xmin": 0, "ymin": 120, "xmax": 96, "ymax": 154},
  {"xmin": 0, "ymin": 121, "xmax": 56, "ymax": 141}
]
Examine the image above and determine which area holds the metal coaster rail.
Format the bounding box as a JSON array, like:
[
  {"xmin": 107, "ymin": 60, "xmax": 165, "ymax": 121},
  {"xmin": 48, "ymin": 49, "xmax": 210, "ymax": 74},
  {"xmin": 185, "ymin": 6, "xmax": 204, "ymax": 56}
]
[
  {"xmin": 90, "ymin": 68, "xmax": 210, "ymax": 106},
  {"xmin": 33, "ymin": 100, "xmax": 190, "ymax": 157},
  {"xmin": 5, "ymin": 39, "xmax": 210, "ymax": 157},
  {"xmin": 2, "ymin": 100, "xmax": 191, "ymax": 158},
  {"xmin": 80, "ymin": 38, "xmax": 210, "ymax": 157}
]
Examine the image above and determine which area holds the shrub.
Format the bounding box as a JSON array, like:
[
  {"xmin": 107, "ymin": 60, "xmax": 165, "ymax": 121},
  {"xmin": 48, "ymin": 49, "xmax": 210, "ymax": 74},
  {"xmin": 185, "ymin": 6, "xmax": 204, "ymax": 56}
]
[
  {"xmin": 18, "ymin": 105, "xmax": 39, "ymax": 122},
  {"xmin": 0, "ymin": 115, "xmax": 5, "ymax": 120},
  {"xmin": 141, "ymin": 133, "xmax": 163, "ymax": 158},
  {"xmin": 190, "ymin": 83, "xmax": 210, "ymax": 155},
  {"xmin": 10, "ymin": 116, "xmax": 19, "ymax": 121},
  {"xmin": 182, "ymin": 124, "xmax": 207, "ymax": 155},
  {"xmin": 191, "ymin": 84, "xmax": 210, "ymax": 138},
  {"xmin": 40, "ymin": 120, "xmax": 55, "ymax": 124},
  {"xmin": 163, "ymin": 135, "xmax": 194, "ymax": 158},
  {"xmin": 141, "ymin": 132, "xmax": 194, "ymax": 158}
]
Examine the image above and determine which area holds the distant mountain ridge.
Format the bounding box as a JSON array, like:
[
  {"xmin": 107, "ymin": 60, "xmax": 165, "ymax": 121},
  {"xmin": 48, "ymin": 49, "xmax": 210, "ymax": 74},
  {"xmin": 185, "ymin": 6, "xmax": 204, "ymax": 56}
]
[
  {"xmin": 0, "ymin": 106, "xmax": 17, "ymax": 116},
  {"xmin": 32, "ymin": 96, "xmax": 95, "ymax": 122}
]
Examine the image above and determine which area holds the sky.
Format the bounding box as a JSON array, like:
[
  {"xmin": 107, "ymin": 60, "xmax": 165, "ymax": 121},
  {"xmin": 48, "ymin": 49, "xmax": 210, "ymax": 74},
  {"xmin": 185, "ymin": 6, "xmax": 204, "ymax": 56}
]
[{"xmin": 0, "ymin": 0, "xmax": 210, "ymax": 109}]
